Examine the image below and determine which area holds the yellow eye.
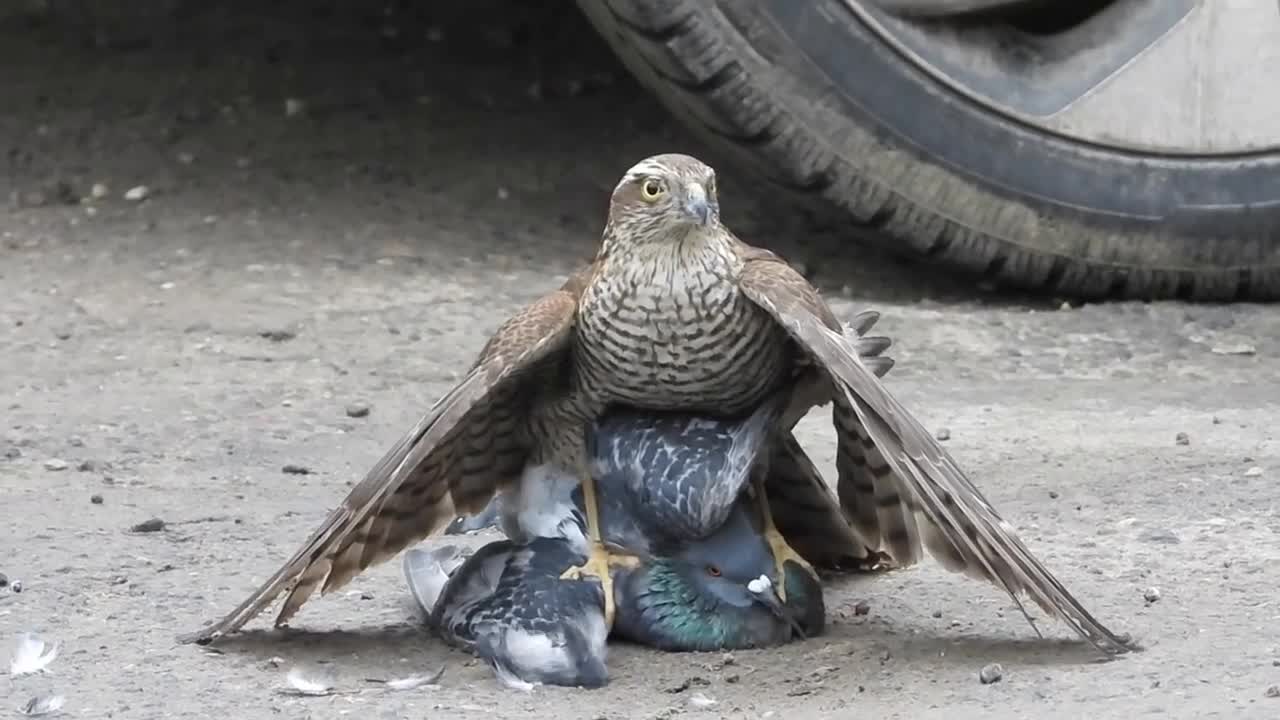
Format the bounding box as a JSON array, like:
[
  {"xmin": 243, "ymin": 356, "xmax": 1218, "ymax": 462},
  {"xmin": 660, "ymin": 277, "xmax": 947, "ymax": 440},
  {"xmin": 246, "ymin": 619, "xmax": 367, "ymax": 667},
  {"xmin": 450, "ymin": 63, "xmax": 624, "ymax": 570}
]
[{"xmin": 640, "ymin": 179, "xmax": 664, "ymax": 202}]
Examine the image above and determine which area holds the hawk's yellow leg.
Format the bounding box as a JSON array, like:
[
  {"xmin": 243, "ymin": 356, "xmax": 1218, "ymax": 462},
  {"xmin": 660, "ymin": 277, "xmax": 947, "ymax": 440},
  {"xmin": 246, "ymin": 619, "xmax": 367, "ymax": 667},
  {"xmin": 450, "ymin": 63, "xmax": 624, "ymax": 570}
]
[
  {"xmin": 559, "ymin": 467, "xmax": 638, "ymax": 629},
  {"xmin": 752, "ymin": 474, "xmax": 815, "ymax": 603}
]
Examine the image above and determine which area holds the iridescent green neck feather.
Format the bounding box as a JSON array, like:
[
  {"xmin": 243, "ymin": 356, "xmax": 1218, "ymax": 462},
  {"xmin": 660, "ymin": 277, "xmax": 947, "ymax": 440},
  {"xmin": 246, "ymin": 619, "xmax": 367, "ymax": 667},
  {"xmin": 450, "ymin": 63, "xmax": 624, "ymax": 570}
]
[{"xmin": 630, "ymin": 561, "xmax": 741, "ymax": 651}]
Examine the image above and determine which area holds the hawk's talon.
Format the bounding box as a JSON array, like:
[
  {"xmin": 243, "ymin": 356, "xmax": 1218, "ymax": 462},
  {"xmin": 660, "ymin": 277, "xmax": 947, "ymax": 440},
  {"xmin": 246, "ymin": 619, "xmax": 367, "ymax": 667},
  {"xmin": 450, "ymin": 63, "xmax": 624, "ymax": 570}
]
[
  {"xmin": 751, "ymin": 475, "xmax": 816, "ymax": 604},
  {"xmin": 763, "ymin": 528, "xmax": 813, "ymax": 604},
  {"xmin": 560, "ymin": 543, "xmax": 628, "ymax": 628}
]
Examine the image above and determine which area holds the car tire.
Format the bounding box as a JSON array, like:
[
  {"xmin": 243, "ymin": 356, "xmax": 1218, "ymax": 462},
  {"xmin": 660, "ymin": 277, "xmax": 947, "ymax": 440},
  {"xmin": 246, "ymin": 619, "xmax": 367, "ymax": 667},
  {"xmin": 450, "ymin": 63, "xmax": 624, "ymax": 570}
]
[{"xmin": 577, "ymin": 0, "xmax": 1280, "ymax": 301}]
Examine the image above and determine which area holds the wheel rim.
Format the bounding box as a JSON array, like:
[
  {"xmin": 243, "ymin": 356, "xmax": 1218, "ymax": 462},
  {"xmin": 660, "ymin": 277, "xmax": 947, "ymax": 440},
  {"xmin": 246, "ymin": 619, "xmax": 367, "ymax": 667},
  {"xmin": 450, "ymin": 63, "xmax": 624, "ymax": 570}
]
[{"xmin": 850, "ymin": 0, "xmax": 1280, "ymax": 156}]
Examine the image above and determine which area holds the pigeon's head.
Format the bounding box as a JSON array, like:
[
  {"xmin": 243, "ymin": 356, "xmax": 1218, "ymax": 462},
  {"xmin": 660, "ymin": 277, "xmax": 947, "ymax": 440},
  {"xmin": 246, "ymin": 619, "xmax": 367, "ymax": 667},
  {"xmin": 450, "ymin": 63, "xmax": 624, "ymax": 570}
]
[
  {"xmin": 665, "ymin": 509, "xmax": 807, "ymax": 640},
  {"xmin": 605, "ymin": 153, "xmax": 720, "ymax": 243}
]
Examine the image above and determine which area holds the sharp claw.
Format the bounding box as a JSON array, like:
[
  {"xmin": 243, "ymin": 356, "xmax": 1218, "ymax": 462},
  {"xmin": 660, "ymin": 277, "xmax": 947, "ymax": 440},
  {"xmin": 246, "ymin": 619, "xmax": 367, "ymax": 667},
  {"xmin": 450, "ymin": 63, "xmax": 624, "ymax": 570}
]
[
  {"xmin": 764, "ymin": 529, "xmax": 815, "ymax": 605},
  {"xmin": 560, "ymin": 545, "xmax": 621, "ymax": 629}
]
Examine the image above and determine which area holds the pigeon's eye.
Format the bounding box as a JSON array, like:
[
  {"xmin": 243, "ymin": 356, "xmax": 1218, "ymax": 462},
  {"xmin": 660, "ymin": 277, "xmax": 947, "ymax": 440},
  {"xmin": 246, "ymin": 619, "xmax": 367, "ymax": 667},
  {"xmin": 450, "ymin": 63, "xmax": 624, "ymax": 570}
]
[
  {"xmin": 640, "ymin": 179, "xmax": 665, "ymax": 202},
  {"xmin": 705, "ymin": 565, "xmax": 722, "ymax": 577},
  {"xmin": 705, "ymin": 176, "xmax": 716, "ymax": 195}
]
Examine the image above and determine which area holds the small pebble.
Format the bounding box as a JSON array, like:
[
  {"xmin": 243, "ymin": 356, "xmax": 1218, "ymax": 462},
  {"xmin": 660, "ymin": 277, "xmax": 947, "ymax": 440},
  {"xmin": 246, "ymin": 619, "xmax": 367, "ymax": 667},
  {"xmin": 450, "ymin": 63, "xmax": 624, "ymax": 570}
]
[
  {"xmin": 52, "ymin": 327, "xmax": 72, "ymax": 340},
  {"xmin": 1212, "ymin": 415, "xmax": 1221, "ymax": 424},
  {"xmin": 259, "ymin": 329, "xmax": 296, "ymax": 342},
  {"xmin": 1175, "ymin": 432, "xmax": 1190, "ymax": 446},
  {"xmin": 1142, "ymin": 586, "xmax": 1161, "ymax": 604},
  {"xmin": 90, "ymin": 494, "xmax": 103, "ymax": 505},
  {"xmin": 345, "ymin": 402, "xmax": 371, "ymax": 419},
  {"xmin": 123, "ymin": 185, "xmax": 150, "ymax": 202},
  {"xmin": 934, "ymin": 427, "xmax": 951, "ymax": 441},
  {"xmin": 77, "ymin": 460, "xmax": 98, "ymax": 472},
  {"xmin": 853, "ymin": 600, "xmax": 871, "ymax": 616},
  {"xmin": 931, "ymin": 610, "xmax": 943, "ymax": 618},
  {"xmin": 1266, "ymin": 685, "xmax": 1280, "ymax": 698},
  {"xmin": 131, "ymin": 518, "xmax": 166, "ymax": 533},
  {"xmin": 11, "ymin": 581, "xmax": 21, "ymax": 593},
  {"xmin": 1048, "ymin": 490, "xmax": 1059, "ymax": 499},
  {"xmin": 90, "ymin": 182, "xmax": 109, "ymax": 199},
  {"xmin": 0, "ymin": 572, "xmax": 7, "ymax": 588},
  {"xmin": 1244, "ymin": 466, "xmax": 1264, "ymax": 477},
  {"xmin": 979, "ymin": 663, "xmax": 1004, "ymax": 684},
  {"xmin": 43, "ymin": 458, "xmax": 69, "ymax": 471},
  {"xmin": 282, "ymin": 464, "xmax": 313, "ymax": 475}
]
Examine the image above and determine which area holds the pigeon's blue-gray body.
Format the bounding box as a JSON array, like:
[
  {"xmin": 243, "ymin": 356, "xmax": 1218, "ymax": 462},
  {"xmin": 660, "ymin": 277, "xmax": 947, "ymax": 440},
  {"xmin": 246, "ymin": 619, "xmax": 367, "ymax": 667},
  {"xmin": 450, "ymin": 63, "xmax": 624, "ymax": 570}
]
[
  {"xmin": 403, "ymin": 540, "xmax": 609, "ymax": 689},
  {"xmin": 410, "ymin": 401, "xmax": 822, "ymax": 687}
]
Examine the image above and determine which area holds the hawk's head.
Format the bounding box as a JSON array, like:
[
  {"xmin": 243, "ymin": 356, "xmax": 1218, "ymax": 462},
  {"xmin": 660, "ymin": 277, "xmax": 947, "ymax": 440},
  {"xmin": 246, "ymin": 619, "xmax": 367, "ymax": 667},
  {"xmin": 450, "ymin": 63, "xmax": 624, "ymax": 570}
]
[{"xmin": 605, "ymin": 153, "xmax": 720, "ymax": 244}]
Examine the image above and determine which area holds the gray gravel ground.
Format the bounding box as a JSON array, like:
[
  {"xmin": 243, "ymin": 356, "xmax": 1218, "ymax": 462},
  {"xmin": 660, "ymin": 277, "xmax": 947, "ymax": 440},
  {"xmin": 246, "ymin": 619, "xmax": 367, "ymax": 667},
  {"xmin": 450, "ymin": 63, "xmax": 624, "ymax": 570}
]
[{"xmin": 2, "ymin": 2, "xmax": 1279, "ymax": 719}]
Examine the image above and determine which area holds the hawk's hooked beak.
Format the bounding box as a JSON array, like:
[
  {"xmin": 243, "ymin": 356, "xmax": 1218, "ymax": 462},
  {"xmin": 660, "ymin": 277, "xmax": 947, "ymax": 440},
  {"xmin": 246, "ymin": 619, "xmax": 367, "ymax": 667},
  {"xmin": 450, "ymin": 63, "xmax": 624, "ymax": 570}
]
[
  {"xmin": 682, "ymin": 183, "xmax": 712, "ymax": 227},
  {"xmin": 746, "ymin": 574, "xmax": 807, "ymax": 640}
]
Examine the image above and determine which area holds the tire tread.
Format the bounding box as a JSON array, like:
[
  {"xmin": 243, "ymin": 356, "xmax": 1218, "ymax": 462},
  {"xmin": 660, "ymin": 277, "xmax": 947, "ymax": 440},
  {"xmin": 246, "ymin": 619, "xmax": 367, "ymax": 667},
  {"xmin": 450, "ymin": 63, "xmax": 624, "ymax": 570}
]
[{"xmin": 578, "ymin": 0, "xmax": 1280, "ymax": 301}]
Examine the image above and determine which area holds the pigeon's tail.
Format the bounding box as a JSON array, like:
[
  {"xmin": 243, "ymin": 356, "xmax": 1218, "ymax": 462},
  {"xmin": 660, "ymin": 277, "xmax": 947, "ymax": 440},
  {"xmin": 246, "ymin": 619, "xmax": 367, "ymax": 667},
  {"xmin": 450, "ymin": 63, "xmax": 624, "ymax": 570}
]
[{"xmin": 402, "ymin": 545, "xmax": 467, "ymax": 617}]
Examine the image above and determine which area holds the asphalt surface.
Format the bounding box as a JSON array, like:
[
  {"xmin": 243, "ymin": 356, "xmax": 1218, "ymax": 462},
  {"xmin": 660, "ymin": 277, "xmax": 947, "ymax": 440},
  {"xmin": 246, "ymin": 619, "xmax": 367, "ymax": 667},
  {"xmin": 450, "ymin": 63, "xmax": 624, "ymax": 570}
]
[{"xmin": 2, "ymin": 2, "xmax": 1278, "ymax": 719}]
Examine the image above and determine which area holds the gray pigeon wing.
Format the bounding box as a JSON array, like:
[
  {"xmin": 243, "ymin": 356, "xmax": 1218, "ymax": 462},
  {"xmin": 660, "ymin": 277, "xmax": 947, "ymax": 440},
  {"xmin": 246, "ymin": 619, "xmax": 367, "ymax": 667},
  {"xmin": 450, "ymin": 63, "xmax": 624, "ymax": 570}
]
[
  {"xmin": 469, "ymin": 538, "xmax": 609, "ymax": 688},
  {"xmin": 588, "ymin": 399, "xmax": 782, "ymax": 542}
]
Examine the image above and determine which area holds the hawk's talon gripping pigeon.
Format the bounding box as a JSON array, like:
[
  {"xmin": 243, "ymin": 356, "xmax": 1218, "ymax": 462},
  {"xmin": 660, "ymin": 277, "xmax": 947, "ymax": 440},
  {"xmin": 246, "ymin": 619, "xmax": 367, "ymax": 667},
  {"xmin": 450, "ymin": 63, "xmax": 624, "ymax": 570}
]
[
  {"xmin": 557, "ymin": 542, "xmax": 642, "ymax": 631},
  {"xmin": 750, "ymin": 473, "xmax": 814, "ymax": 604},
  {"xmin": 556, "ymin": 465, "xmax": 622, "ymax": 629}
]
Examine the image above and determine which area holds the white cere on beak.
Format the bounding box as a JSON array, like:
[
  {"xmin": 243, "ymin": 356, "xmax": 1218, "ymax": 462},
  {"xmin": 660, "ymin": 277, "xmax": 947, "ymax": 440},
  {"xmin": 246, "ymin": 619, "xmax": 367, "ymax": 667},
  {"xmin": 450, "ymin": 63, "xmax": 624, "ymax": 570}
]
[{"xmin": 746, "ymin": 575, "xmax": 771, "ymax": 594}]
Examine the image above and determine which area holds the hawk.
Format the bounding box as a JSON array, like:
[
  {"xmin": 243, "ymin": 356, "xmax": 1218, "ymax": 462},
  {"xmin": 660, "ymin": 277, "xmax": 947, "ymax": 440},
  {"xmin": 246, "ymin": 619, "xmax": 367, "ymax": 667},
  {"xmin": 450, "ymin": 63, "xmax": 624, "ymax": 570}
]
[{"xmin": 180, "ymin": 153, "xmax": 1131, "ymax": 656}]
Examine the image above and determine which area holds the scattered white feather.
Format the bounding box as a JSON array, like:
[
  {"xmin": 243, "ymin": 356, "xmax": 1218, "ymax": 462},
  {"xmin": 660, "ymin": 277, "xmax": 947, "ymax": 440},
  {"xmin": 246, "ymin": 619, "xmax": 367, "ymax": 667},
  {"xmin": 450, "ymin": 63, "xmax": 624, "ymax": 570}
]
[
  {"xmin": 381, "ymin": 666, "xmax": 445, "ymax": 691},
  {"xmin": 746, "ymin": 575, "xmax": 771, "ymax": 594},
  {"xmin": 283, "ymin": 667, "xmax": 335, "ymax": 696},
  {"xmin": 18, "ymin": 695, "xmax": 64, "ymax": 717},
  {"xmin": 491, "ymin": 662, "xmax": 536, "ymax": 692},
  {"xmin": 688, "ymin": 692, "xmax": 718, "ymax": 709},
  {"xmin": 9, "ymin": 634, "xmax": 59, "ymax": 677}
]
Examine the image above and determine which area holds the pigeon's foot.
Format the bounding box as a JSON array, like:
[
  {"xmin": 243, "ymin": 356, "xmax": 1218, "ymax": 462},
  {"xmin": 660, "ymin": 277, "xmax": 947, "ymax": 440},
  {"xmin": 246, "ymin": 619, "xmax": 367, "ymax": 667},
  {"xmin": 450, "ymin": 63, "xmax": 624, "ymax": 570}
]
[
  {"xmin": 764, "ymin": 527, "xmax": 813, "ymax": 604},
  {"xmin": 560, "ymin": 543, "xmax": 632, "ymax": 628}
]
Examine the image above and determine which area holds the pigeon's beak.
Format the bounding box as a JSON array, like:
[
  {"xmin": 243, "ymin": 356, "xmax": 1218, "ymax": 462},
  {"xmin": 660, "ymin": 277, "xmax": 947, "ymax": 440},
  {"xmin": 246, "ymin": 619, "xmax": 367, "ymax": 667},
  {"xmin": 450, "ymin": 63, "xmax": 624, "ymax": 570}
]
[
  {"xmin": 682, "ymin": 183, "xmax": 712, "ymax": 227},
  {"xmin": 747, "ymin": 574, "xmax": 807, "ymax": 640}
]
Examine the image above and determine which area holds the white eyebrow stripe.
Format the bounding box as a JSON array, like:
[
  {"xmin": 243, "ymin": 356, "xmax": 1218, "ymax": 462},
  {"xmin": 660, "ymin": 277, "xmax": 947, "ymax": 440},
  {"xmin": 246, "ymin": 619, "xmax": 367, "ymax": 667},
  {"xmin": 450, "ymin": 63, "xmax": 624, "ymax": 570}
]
[{"xmin": 614, "ymin": 158, "xmax": 671, "ymax": 192}]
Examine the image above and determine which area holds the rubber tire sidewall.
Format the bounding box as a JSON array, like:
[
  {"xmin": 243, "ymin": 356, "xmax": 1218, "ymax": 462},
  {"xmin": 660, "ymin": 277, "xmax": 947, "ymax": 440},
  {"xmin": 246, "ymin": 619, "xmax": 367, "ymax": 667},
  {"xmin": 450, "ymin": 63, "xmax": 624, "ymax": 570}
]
[{"xmin": 580, "ymin": 0, "xmax": 1280, "ymax": 299}]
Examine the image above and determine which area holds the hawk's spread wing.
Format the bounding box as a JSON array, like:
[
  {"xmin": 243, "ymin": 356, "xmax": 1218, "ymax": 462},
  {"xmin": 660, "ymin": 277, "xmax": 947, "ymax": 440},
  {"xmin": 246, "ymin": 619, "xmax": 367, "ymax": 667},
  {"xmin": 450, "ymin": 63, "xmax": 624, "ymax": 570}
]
[
  {"xmin": 737, "ymin": 247, "xmax": 1133, "ymax": 655},
  {"xmin": 178, "ymin": 269, "xmax": 589, "ymax": 644},
  {"xmin": 765, "ymin": 309, "xmax": 895, "ymax": 571}
]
